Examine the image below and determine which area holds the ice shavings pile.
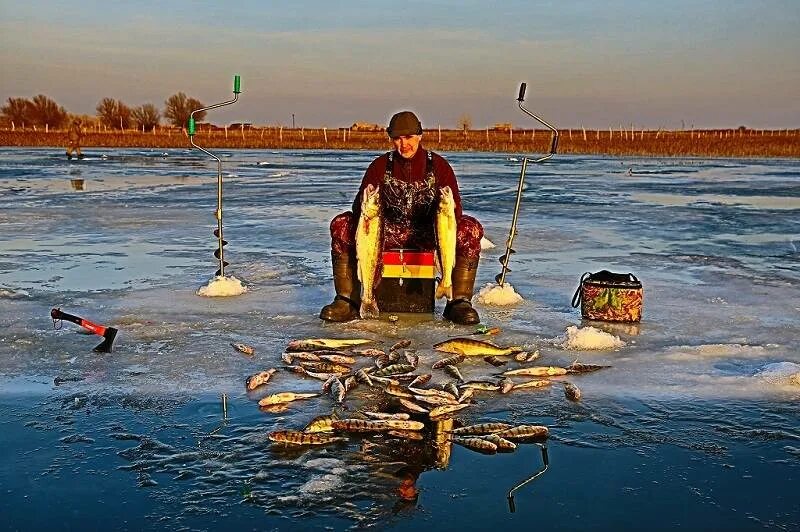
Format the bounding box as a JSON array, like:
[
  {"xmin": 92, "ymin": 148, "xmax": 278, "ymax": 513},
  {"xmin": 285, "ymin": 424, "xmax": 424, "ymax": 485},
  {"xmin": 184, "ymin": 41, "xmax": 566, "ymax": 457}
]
[
  {"xmin": 196, "ymin": 275, "xmax": 247, "ymax": 297},
  {"xmin": 475, "ymin": 282, "xmax": 523, "ymax": 306},
  {"xmin": 480, "ymin": 236, "xmax": 495, "ymax": 250},
  {"xmin": 560, "ymin": 325, "xmax": 625, "ymax": 350}
]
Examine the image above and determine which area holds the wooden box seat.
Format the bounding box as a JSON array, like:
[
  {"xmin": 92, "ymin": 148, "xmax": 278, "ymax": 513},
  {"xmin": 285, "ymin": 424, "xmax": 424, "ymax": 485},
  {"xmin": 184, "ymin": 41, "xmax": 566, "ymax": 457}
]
[{"xmin": 376, "ymin": 249, "xmax": 436, "ymax": 313}]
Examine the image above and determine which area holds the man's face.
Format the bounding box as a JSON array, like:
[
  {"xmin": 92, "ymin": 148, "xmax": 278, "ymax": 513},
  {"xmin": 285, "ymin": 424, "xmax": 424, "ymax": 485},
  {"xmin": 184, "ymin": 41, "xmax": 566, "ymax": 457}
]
[{"xmin": 392, "ymin": 134, "xmax": 422, "ymax": 159}]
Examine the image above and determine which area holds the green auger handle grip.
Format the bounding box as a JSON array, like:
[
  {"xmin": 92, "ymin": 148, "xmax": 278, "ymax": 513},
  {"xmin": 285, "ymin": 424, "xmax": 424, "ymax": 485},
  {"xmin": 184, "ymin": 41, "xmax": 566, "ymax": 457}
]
[
  {"xmin": 188, "ymin": 116, "xmax": 196, "ymax": 136},
  {"xmin": 233, "ymin": 75, "xmax": 241, "ymax": 94}
]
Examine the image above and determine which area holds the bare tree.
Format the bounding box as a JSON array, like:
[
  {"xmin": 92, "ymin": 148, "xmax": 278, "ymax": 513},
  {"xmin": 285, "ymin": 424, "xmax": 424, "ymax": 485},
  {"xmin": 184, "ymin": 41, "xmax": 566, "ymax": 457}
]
[
  {"xmin": 457, "ymin": 114, "xmax": 472, "ymax": 135},
  {"xmin": 96, "ymin": 98, "xmax": 132, "ymax": 129},
  {"xmin": 164, "ymin": 92, "xmax": 205, "ymax": 128},
  {"xmin": 132, "ymin": 103, "xmax": 161, "ymax": 130},
  {"xmin": 1, "ymin": 97, "xmax": 32, "ymax": 126},
  {"xmin": 28, "ymin": 94, "xmax": 68, "ymax": 128}
]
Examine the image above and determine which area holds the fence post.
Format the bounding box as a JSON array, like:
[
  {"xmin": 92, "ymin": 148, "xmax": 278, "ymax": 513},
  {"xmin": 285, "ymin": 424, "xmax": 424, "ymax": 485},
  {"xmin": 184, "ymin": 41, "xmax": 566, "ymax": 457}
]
[
  {"xmin": 438, "ymin": 124, "xmax": 441, "ymax": 143},
  {"xmin": 324, "ymin": 127, "xmax": 327, "ymax": 143}
]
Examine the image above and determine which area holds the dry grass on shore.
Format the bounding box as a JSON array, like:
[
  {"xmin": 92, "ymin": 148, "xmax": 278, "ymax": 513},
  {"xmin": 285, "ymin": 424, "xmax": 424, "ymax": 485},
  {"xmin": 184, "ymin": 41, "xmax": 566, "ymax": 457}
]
[{"xmin": 1, "ymin": 126, "xmax": 798, "ymax": 158}]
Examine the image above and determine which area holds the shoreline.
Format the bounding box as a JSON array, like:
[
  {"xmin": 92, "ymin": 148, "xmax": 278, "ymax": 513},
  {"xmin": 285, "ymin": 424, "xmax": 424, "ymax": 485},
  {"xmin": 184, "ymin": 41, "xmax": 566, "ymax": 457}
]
[{"xmin": 2, "ymin": 127, "xmax": 799, "ymax": 158}]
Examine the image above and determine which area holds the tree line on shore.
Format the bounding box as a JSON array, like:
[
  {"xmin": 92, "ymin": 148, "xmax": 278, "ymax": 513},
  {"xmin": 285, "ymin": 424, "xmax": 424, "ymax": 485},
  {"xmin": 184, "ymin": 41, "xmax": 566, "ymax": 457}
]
[{"xmin": 0, "ymin": 93, "xmax": 208, "ymax": 131}]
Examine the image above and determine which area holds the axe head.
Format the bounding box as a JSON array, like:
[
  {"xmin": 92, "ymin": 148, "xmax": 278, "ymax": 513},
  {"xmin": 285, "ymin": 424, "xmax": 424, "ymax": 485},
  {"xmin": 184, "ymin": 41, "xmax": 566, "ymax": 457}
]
[{"xmin": 93, "ymin": 327, "xmax": 118, "ymax": 353}]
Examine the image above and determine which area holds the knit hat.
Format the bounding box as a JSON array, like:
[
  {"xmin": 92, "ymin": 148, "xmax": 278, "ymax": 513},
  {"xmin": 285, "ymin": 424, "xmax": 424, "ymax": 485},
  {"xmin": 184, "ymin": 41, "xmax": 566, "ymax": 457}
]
[{"xmin": 387, "ymin": 111, "xmax": 422, "ymax": 137}]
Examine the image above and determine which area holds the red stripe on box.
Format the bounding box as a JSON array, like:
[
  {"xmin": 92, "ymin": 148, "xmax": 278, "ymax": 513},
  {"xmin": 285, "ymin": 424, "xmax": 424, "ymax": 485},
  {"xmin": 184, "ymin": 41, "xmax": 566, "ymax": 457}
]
[{"xmin": 382, "ymin": 250, "xmax": 435, "ymax": 266}]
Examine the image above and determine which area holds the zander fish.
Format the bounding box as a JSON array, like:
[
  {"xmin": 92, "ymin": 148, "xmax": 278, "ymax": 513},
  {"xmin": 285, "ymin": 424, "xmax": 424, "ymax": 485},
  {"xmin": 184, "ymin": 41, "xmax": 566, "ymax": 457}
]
[
  {"xmin": 268, "ymin": 430, "xmax": 347, "ymax": 445},
  {"xmin": 245, "ymin": 368, "xmax": 277, "ymax": 391},
  {"xmin": 435, "ymin": 186, "xmax": 457, "ymax": 300},
  {"xmin": 398, "ymin": 398, "xmax": 429, "ymax": 414},
  {"xmin": 285, "ymin": 338, "xmax": 373, "ymax": 352},
  {"xmin": 356, "ymin": 184, "xmax": 382, "ymax": 319},
  {"xmin": 258, "ymin": 392, "xmax": 319, "ymax": 406},
  {"xmin": 433, "ymin": 338, "xmax": 523, "ymax": 357},
  {"xmin": 318, "ymin": 353, "xmax": 356, "ymax": 365},
  {"xmin": 408, "ymin": 374, "xmax": 432, "ymax": 388}
]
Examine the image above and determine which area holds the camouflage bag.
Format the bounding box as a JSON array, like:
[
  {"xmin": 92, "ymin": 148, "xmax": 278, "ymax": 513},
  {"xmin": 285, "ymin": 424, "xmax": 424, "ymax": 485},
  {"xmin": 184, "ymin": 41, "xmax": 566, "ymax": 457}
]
[{"xmin": 571, "ymin": 270, "xmax": 642, "ymax": 323}]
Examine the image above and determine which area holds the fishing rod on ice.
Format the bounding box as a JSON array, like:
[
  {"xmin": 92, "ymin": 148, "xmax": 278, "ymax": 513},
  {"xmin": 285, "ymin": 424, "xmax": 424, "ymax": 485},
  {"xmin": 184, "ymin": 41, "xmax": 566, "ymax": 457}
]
[
  {"xmin": 496, "ymin": 82, "xmax": 559, "ymax": 287},
  {"xmin": 188, "ymin": 75, "xmax": 242, "ymax": 277}
]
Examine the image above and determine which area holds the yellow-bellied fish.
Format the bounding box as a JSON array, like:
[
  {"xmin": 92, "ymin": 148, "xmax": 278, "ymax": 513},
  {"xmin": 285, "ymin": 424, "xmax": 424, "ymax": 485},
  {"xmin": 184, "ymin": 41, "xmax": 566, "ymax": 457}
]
[
  {"xmin": 435, "ymin": 186, "xmax": 457, "ymax": 300},
  {"xmin": 356, "ymin": 184, "xmax": 381, "ymax": 319}
]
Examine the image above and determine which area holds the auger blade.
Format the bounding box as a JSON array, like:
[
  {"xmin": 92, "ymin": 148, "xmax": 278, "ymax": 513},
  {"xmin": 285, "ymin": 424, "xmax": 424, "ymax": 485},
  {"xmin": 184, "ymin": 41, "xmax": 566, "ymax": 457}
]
[
  {"xmin": 498, "ymin": 252, "xmax": 516, "ymax": 264},
  {"xmin": 214, "ymin": 246, "xmax": 228, "ymax": 259},
  {"xmin": 213, "ymin": 229, "xmax": 223, "ymax": 237},
  {"xmin": 215, "ymin": 261, "xmax": 230, "ymax": 277},
  {"xmin": 495, "ymin": 272, "xmax": 510, "ymax": 284}
]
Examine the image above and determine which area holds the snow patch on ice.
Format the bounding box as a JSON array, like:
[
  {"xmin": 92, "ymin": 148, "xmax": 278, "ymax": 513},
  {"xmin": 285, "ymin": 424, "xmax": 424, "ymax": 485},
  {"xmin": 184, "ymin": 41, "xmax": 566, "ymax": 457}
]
[
  {"xmin": 476, "ymin": 282, "xmax": 523, "ymax": 306},
  {"xmin": 297, "ymin": 473, "xmax": 344, "ymax": 494},
  {"xmin": 560, "ymin": 325, "xmax": 625, "ymax": 350},
  {"xmin": 663, "ymin": 343, "xmax": 767, "ymax": 361},
  {"xmin": 754, "ymin": 362, "xmax": 800, "ymax": 385},
  {"xmin": 480, "ymin": 237, "xmax": 495, "ymax": 250},
  {"xmin": 196, "ymin": 275, "xmax": 247, "ymax": 297},
  {"xmin": 0, "ymin": 287, "xmax": 30, "ymax": 299}
]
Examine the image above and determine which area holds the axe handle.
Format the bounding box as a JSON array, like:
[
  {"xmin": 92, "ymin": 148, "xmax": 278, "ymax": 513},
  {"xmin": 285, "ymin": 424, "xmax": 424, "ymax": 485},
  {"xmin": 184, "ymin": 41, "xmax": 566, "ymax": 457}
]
[{"xmin": 51, "ymin": 308, "xmax": 108, "ymax": 337}]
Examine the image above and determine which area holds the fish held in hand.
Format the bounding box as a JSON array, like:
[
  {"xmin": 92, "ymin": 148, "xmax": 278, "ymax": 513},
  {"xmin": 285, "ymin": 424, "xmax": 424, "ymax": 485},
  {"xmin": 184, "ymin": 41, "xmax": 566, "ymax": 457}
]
[
  {"xmin": 435, "ymin": 186, "xmax": 457, "ymax": 300},
  {"xmin": 245, "ymin": 368, "xmax": 277, "ymax": 391},
  {"xmin": 258, "ymin": 392, "xmax": 319, "ymax": 406},
  {"xmin": 434, "ymin": 338, "xmax": 523, "ymax": 357},
  {"xmin": 356, "ymin": 184, "xmax": 382, "ymax": 319}
]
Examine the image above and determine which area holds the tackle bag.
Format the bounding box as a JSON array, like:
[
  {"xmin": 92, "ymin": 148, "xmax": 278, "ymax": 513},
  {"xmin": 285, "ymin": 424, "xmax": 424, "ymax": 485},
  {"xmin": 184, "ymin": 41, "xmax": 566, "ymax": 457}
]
[{"xmin": 571, "ymin": 270, "xmax": 643, "ymax": 323}]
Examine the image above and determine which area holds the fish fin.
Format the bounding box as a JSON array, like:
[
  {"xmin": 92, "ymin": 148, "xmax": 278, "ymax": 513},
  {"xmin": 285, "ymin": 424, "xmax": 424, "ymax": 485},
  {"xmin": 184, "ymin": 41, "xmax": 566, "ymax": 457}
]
[{"xmin": 360, "ymin": 299, "xmax": 380, "ymax": 320}]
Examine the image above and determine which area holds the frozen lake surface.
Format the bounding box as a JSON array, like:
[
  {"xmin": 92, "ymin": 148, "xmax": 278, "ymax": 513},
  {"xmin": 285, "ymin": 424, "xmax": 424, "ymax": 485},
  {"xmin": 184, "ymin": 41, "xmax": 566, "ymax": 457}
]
[{"xmin": 1, "ymin": 147, "xmax": 798, "ymax": 530}]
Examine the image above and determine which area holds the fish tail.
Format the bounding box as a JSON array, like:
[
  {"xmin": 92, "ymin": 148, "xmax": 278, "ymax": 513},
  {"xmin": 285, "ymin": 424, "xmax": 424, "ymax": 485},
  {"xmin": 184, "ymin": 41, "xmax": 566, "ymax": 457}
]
[
  {"xmin": 360, "ymin": 299, "xmax": 380, "ymax": 320},
  {"xmin": 435, "ymin": 281, "xmax": 452, "ymax": 300}
]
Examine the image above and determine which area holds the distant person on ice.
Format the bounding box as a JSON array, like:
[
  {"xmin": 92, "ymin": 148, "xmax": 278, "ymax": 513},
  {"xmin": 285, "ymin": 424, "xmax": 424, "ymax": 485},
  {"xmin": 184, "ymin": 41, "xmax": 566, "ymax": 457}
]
[
  {"xmin": 66, "ymin": 118, "xmax": 83, "ymax": 160},
  {"xmin": 319, "ymin": 110, "xmax": 484, "ymax": 325}
]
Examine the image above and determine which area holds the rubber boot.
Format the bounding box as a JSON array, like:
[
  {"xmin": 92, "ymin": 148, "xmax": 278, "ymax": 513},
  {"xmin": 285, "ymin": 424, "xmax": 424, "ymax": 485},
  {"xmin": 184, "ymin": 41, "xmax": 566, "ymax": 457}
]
[
  {"xmin": 319, "ymin": 253, "xmax": 360, "ymax": 322},
  {"xmin": 443, "ymin": 256, "xmax": 480, "ymax": 325}
]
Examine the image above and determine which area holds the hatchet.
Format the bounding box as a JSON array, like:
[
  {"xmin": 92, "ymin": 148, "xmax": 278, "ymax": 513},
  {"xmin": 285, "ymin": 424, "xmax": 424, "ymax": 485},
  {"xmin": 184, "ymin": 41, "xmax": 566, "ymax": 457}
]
[{"xmin": 50, "ymin": 308, "xmax": 118, "ymax": 353}]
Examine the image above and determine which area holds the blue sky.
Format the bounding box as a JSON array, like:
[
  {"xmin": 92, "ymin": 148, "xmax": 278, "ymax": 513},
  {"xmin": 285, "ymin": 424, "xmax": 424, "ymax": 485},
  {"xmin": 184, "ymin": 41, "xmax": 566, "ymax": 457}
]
[{"xmin": 1, "ymin": 0, "xmax": 798, "ymax": 129}]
